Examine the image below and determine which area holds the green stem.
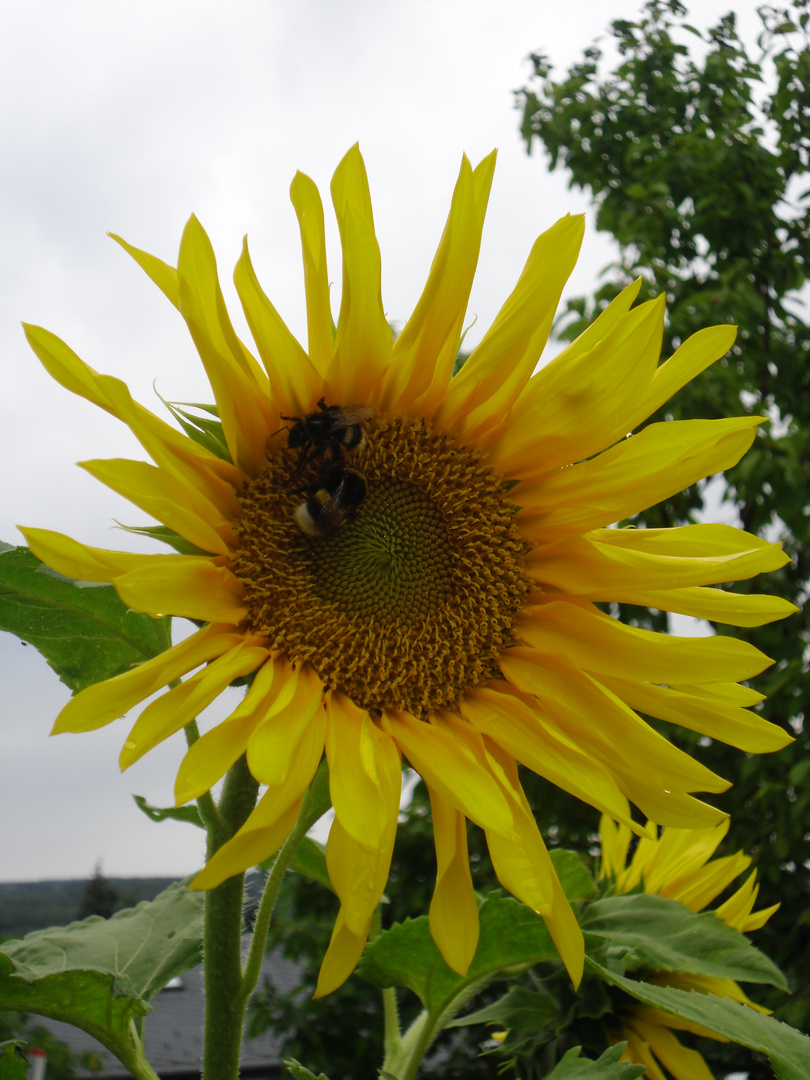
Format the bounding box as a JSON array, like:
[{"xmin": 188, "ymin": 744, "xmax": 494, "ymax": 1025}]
[
  {"xmin": 382, "ymin": 1010, "xmax": 437, "ymax": 1080},
  {"xmin": 382, "ymin": 986, "xmax": 402, "ymax": 1065},
  {"xmin": 202, "ymin": 756, "xmax": 259, "ymax": 1080},
  {"xmin": 240, "ymin": 760, "xmax": 332, "ymax": 1009}
]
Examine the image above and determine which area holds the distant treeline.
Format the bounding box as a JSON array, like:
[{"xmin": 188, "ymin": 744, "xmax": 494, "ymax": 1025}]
[{"xmin": 0, "ymin": 877, "xmax": 178, "ymax": 939}]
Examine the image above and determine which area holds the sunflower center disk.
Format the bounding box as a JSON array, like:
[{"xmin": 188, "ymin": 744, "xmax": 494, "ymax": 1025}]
[{"xmin": 234, "ymin": 417, "xmax": 529, "ymax": 716}]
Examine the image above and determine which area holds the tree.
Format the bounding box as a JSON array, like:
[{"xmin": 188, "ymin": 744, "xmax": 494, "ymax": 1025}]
[
  {"xmin": 516, "ymin": 0, "xmax": 810, "ymax": 1055},
  {"xmin": 77, "ymin": 864, "xmax": 119, "ymax": 921}
]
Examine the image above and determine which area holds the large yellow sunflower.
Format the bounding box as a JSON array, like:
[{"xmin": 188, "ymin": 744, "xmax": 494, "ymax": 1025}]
[
  {"xmin": 20, "ymin": 146, "xmax": 794, "ymax": 997},
  {"xmin": 599, "ymin": 815, "xmax": 779, "ymax": 1079}
]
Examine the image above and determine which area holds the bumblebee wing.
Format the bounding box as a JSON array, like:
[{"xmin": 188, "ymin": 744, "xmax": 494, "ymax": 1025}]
[
  {"xmin": 316, "ymin": 497, "xmax": 345, "ymax": 533},
  {"xmin": 327, "ymin": 405, "xmax": 373, "ymax": 429}
]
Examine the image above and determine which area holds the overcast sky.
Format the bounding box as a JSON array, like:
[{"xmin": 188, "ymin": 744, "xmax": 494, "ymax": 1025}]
[{"xmin": 0, "ymin": 1, "xmax": 765, "ymax": 883}]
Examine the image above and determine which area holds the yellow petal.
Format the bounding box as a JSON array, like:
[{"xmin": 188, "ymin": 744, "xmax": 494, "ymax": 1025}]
[
  {"xmin": 247, "ymin": 664, "xmax": 326, "ymax": 786},
  {"xmin": 590, "ymin": 584, "xmax": 798, "ymax": 628},
  {"xmin": 501, "ymin": 654, "xmax": 730, "ymax": 825},
  {"xmin": 79, "ymin": 457, "xmax": 236, "ymax": 555},
  {"xmin": 113, "ymin": 558, "xmax": 247, "ymax": 623},
  {"xmin": 717, "ymin": 870, "xmax": 779, "ymax": 932},
  {"xmin": 325, "ymin": 693, "xmax": 402, "ymax": 850},
  {"xmin": 629, "ymin": 1019, "xmax": 715, "ymax": 1080},
  {"xmin": 174, "ymin": 656, "xmax": 278, "ymax": 803},
  {"xmin": 327, "ymin": 145, "xmax": 393, "ymax": 402},
  {"xmin": 460, "ymin": 686, "xmax": 637, "ymax": 831},
  {"xmin": 176, "ymin": 215, "xmax": 275, "ymax": 476},
  {"xmin": 120, "ymin": 642, "xmax": 270, "ymax": 769},
  {"xmin": 192, "ymin": 792, "xmax": 303, "ymax": 890},
  {"xmin": 483, "ymin": 745, "xmax": 584, "ymax": 986},
  {"xmin": 437, "ymin": 214, "xmax": 585, "ymax": 444},
  {"xmin": 381, "ymin": 709, "xmax": 515, "ymax": 839},
  {"xmin": 19, "ymin": 526, "xmax": 190, "ymax": 584},
  {"xmin": 378, "ymin": 152, "xmax": 496, "ymax": 419},
  {"xmin": 23, "ymin": 323, "xmax": 241, "ymax": 519},
  {"xmin": 620, "ymin": 1028, "xmax": 668, "ymax": 1080},
  {"xmin": 518, "ymin": 600, "xmax": 774, "ymax": 684},
  {"xmin": 51, "ymin": 623, "xmax": 244, "ymax": 734},
  {"xmin": 599, "ymin": 815, "xmax": 633, "ymax": 879},
  {"xmin": 233, "ymin": 236, "xmax": 322, "ymax": 416},
  {"xmin": 109, "ymin": 233, "xmax": 180, "ymax": 308},
  {"xmin": 314, "ymin": 907, "xmax": 371, "ymax": 998},
  {"xmin": 598, "ymin": 674, "xmax": 791, "ymax": 753},
  {"xmin": 290, "ymin": 169, "xmax": 334, "ymax": 374},
  {"xmin": 528, "ymin": 524, "xmax": 790, "ymax": 595},
  {"xmin": 326, "ymin": 812, "xmax": 398, "ymax": 937},
  {"xmin": 516, "ymin": 417, "xmax": 763, "ymax": 538},
  {"xmin": 634, "ymin": 322, "xmax": 738, "ymax": 421},
  {"xmin": 491, "ymin": 293, "xmax": 665, "ymax": 478},
  {"xmin": 426, "ymin": 785, "xmax": 479, "ymax": 976}
]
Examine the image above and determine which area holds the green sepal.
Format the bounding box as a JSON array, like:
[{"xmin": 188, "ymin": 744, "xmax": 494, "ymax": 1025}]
[
  {"xmin": 113, "ymin": 522, "xmax": 212, "ymax": 557},
  {"xmin": 0, "ymin": 544, "xmax": 168, "ymax": 692},
  {"xmin": 133, "ymin": 794, "xmax": 204, "ymax": 829},
  {"xmin": 589, "ymin": 959, "xmax": 810, "ymax": 1080},
  {"xmin": 156, "ymin": 395, "xmax": 232, "ymax": 463}
]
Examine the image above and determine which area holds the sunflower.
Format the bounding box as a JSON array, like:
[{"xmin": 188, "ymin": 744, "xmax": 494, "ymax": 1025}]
[
  {"xmin": 600, "ymin": 815, "xmax": 779, "ymax": 1079},
  {"xmin": 20, "ymin": 146, "xmax": 794, "ymax": 997}
]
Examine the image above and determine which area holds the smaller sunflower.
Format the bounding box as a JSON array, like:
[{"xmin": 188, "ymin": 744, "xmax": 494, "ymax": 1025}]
[{"xmin": 599, "ymin": 815, "xmax": 779, "ymax": 1080}]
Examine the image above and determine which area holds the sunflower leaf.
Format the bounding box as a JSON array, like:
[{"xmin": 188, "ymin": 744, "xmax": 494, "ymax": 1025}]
[
  {"xmin": 589, "ymin": 960, "xmax": 810, "ymax": 1080},
  {"xmin": 581, "ymin": 893, "xmax": 787, "ymax": 988},
  {"xmin": 0, "ymin": 883, "xmax": 202, "ymax": 1073},
  {"xmin": 0, "ymin": 544, "xmax": 168, "ymax": 692},
  {"xmin": 542, "ymin": 1044, "xmax": 646, "ymax": 1079},
  {"xmin": 358, "ymin": 893, "xmax": 560, "ymax": 1014}
]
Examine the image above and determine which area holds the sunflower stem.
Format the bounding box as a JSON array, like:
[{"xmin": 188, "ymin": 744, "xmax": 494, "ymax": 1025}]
[
  {"xmin": 381, "ymin": 986, "xmax": 402, "ymax": 1063},
  {"xmin": 239, "ymin": 760, "xmax": 333, "ymax": 1010},
  {"xmin": 382, "ymin": 1009, "xmax": 436, "ymax": 1080},
  {"xmin": 202, "ymin": 755, "xmax": 258, "ymax": 1080}
]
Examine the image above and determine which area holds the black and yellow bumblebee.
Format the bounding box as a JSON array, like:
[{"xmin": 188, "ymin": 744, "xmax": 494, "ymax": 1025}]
[
  {"xmin": 293, "ymin": 463, "xmax": 368, "ymax": 537},
  {"xmin": 281, "ymin": 397, "xmax": 373, "ymax": 473}
]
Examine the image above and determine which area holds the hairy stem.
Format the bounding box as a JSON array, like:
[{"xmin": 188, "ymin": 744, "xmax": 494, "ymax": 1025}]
[
  {"xmin": 240, "ymin": 760, "xmax": 332, "ymax": 1009},
  {"xmin": 202, "ymin": 755, "xmax": 258, "ymax": 1080}
]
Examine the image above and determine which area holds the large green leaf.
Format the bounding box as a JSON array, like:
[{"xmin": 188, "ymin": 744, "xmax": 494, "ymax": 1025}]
[
  {"xmin": 582, "ymin": 893, "xmax": 786, "ymax": 988},
  {"xmin": 359, "ymin": 893, "xmax": 560, "ymax": 1015},
  {"xmin": 590, "ymin": 960, "xmax": 810, "ymax": 1080},
  {"xmin": 0, "ymin": 544, "xmax": 168, "ymax": 692},
  {"xmin": 543, "ymin": 1045, "xmax": 645, "ymax": 1079},
  {"xmin": 0, "ymin": 881, "xmax": 204, "ymax": 1073}
]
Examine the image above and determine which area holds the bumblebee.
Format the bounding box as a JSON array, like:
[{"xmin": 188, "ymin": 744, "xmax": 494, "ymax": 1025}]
[
  {"xmin": 293, "ymin": 463, "xmax": 368, "ymax": 537},
  {"xmin": 280, "ymin": 397, "xmax": 373, "ymax": 473}
]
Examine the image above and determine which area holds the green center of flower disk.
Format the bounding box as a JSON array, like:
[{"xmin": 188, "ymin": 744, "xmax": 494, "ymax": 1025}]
[{"xmin": 234, "ymin": 417, "xmax": 530, "ymax": 716}]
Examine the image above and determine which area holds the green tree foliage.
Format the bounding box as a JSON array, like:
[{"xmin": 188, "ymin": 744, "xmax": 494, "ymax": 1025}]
[{"xmin": 515, "ymin": 0, "xmax": 810, "ymax": 1052}]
